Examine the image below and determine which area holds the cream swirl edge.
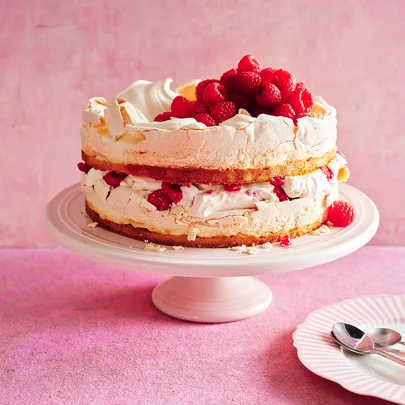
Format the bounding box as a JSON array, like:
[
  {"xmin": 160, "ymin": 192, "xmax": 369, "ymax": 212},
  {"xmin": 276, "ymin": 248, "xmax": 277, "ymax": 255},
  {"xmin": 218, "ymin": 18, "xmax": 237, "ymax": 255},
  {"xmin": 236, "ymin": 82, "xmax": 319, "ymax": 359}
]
[{"xmin": 81, "ymin": 79, "xmax": 338, "ymax": 169}]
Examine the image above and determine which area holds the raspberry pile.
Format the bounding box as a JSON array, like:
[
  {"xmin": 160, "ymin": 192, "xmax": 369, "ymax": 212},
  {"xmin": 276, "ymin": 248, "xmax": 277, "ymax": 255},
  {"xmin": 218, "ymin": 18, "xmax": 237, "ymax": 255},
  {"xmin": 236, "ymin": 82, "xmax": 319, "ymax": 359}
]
[{"xmin": 154, "ymin": 54, "xmax": 314, "ymax": 125}]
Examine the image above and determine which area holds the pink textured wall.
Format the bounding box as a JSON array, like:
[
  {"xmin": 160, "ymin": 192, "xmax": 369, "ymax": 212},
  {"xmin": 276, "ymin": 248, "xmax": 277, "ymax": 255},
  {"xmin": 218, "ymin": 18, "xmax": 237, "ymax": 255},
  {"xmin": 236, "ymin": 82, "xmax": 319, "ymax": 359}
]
[{"xmin": 1, "ymin": 0, "xmax": 404, "ymax": 246}]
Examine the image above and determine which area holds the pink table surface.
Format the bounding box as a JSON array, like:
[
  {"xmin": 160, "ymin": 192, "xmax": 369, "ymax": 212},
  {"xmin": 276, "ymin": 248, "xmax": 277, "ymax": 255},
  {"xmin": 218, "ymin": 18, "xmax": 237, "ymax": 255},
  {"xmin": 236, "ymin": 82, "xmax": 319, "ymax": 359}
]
[{"xmin": 1, "ymin": 247, "xmax": 404, "ymax": 405}]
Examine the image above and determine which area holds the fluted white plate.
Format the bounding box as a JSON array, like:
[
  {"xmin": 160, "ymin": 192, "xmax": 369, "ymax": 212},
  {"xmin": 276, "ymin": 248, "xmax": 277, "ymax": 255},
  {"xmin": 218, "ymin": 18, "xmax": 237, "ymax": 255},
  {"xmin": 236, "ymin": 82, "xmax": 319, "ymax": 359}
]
[{"xmin": 293, "ymin": 294, "xmax": 405, "ymax": 404}]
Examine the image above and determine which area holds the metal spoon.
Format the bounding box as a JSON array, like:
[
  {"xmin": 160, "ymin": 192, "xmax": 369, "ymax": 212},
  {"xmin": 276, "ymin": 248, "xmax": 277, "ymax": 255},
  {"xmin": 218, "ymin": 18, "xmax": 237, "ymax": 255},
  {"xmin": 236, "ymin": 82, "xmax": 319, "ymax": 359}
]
[
  {"xmin": 332, "ymin": 323, "xmax": 405, "ymax": 355},
  {"xmin": 367, "ymin": 327, "xmax": 405, "ymax": 347},
  {"xmin": 331, "ymin": 323, "xmax": 405, "ymax": 366}
]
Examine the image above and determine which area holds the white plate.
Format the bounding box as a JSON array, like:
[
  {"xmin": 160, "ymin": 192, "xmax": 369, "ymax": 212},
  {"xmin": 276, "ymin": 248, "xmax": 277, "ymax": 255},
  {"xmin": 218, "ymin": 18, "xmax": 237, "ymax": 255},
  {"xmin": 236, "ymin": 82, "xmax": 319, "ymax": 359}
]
[
  {"xmin": 45, "ymin": 183, "xmax": 379, "ymax": 277},
  {"xmin": 293, "ymin": 294, "xmax": 405, "ymax": 404}
]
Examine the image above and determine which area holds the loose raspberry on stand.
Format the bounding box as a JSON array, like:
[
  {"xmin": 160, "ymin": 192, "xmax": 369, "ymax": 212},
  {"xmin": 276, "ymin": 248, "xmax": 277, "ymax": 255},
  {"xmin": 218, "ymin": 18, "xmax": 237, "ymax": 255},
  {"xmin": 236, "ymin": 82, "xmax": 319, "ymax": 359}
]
[
  {"xmin": 288, "ymin": 82, "xmax": 313, "ymax": 114},
  {"xmin": 280, "ymin": 235, "xmax": 291, "ymax": 247},
  {"xmin": 273, "ymin": 186, "xmax": 289, "ymax": 202},
  {"xmin": 271, "ymin": 103, "xmax": 295, "ymax": 120},
  {"xmin": 154, "ymin": 111, "xmax": 172, "ymax": 122},
  {"xmin": 327, "ymin": 201, "xmax": 355, "ymax": 227},
  {"xmin": 220, "ymin": 68, "xmax": 238, "ymax": 87},
  {"xmin": 171, "ymin": 96, "xmax": 196, "ymax": 118},
  {"xmin": 196, "ymin": 104, "xmax": 210, "ymax": 114},
  {"xmin": 162, "ymin": 182, "xmax": 183, "ymax": 204},
  {"xmin": 237, "ymin": 55, "xmax": 261, "ymax": 73},
  {"xmin": 103, "ymin": 171, "xmax": 128, "ymax": 188},
  {"xmin": 224, "ymin": 184, "xmax": 241, "ymax": 192},
  {"xmin": 196, "ymin": 79, "xmax": 218, "ymax": 102},
  {"xmin": 147, "ymin": 189, "xmax": 172, "ymax": 211},
  {"xmin": 320, "ymin": 166, "xmax": 334, "ymax": 181},
  {"xmin": 210, "ymin": 101, "xmax": 237, "ymax": 123},
  {"xmin": 256, "ymin": 84, "xmax": 282, "ymax": 107},
  {"xmin": 228, "ymin": 93, "xmax": 250, "ymax": 109},
  {"xmin": 260, "ymin": 67, "xmax": 277, "ymax": 85},
  {"xmin": 272, "ymin": 69, "xmax": 296, "ymax": 100},
  {"xmin": 269, "ymin": 176, "xmax": 285, "ymax": 187},
  {"xmin": 77, "ymin": 161, "xmax": 91, "ymax": 173},
  {"xmin": 203, "ymin": 83, "xmax": 228, "ymax": 105},
  {"xmin": 195, "ymin": 113, "xmax": 217, "ymax": 127},
  {"xmin": 231, "ymin": 71, "xmax": 262, "ymax": 95}
]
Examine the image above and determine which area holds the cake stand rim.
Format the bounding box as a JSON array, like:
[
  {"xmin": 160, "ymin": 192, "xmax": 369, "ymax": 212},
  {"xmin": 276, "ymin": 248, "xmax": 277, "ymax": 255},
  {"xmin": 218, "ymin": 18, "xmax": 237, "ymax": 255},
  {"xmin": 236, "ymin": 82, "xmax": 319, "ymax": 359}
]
[{"xmin": 45, "ymin": 183, "xmax": 379, "ymax": 277}]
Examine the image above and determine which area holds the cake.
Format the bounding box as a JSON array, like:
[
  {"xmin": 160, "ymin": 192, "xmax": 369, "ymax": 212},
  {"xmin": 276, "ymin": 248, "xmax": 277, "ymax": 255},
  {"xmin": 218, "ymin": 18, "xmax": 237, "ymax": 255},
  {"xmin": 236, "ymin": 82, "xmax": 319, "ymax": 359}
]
[{"xmin": 78, "ymin": 55, "xmax": 354, "ymax": 248}]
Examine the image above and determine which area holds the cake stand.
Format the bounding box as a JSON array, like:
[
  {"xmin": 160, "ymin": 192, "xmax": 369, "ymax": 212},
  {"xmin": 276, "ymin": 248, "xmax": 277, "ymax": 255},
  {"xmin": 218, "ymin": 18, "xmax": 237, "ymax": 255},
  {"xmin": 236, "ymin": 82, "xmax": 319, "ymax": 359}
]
[{"xmin": 45, "ymin": 183, "xmax": 379, "ymax": 323}]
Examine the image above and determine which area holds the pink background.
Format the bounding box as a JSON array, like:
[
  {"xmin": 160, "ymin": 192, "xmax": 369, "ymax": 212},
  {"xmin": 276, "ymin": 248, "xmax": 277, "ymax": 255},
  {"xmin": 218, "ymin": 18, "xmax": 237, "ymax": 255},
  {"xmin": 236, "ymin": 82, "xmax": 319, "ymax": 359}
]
[{"xmin": 1, "ymin": 0, "xmax": 404, "ymax": 246}]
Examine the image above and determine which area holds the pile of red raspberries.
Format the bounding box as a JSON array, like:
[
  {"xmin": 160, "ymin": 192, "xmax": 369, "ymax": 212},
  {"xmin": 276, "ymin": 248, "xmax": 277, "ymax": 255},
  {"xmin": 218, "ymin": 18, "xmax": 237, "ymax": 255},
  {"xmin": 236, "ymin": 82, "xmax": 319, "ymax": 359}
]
[{"xmin": 154, "ymin": 54, "xmax": 313, "ymax": 126}]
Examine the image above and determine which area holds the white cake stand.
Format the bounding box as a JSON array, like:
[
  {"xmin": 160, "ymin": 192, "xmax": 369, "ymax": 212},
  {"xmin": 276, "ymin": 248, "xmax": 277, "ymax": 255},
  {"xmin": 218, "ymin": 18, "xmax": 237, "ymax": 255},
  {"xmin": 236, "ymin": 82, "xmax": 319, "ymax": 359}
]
[{"xmin": 45, "ymin": 183, "xmax": 379, "ymax": 323}]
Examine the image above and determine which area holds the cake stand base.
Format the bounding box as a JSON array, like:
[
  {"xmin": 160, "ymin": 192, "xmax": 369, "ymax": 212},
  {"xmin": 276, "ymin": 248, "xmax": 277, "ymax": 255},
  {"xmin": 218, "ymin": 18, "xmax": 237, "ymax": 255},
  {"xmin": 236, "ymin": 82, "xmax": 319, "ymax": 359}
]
[{"xmin": 152, "ymin": 276, "xmax": 272, "ymax": 323}]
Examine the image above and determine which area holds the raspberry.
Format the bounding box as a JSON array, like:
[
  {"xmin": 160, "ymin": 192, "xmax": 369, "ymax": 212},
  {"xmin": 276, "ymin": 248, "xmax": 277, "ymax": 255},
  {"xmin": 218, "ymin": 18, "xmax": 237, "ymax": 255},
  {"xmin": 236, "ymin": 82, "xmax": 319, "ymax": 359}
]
[
  {"xmin": 280, "ymin": 235, "xmax": 291, "ymax": 247},
  {"xmin": 161, "ymin": 182, "xmax": 183, "ymax": 204},
  {"xmin": 228, "ymin": 93, "xmax": 250, "ymax": 109},
  {"xmin": 260, "ymin": 67, "xmax": 277, "ymax": 85},
  {"xmin": 224, "ymin": 184, "xmax": 241, "ymax": 192},
  {"xmin": 272, "ymin": 69, "xmax": 296, "ymax": 100},
  {"xmin": 288, "ymin": 82, "xmax": 313, "ymax": 114},
  {"xmin": 320, "ymin": 166, "xmax": 334, "ymax": 181},
  {"xmin": 232, "ymin": 72, "xmax": 262, "ymax": 95},
  {"xmin": 204, "ymin": 190, "xmax": 214, "ymax": 195},
  {"xmin": 294, "ymin": 112, "xmax": 307, "ymax": 124},
  {"xmin": 327, "ymin": 201, "xmax": 355, "ymax": 227},
  {"xmin": 196, "ymin": 104, "xmax": 210, "ymax": 114},
  {"xmin": 147, "ymin": 189, "xmax": 172, "ymax": 211},
  {"xmin": 237, "ymin": 55, "xmax": 261, "ymax": 73},
  {"xmin": 256, "ymin": 84, "xmax": 282, "ymax": 107},
  {"xmin": 77, "ymin": 161, "xmax": 91, "ymax": 173},
  {"xmin": 154, "ymin": 111, "xmax": 172, "ymax": 122},
  {"xmin": 195, "ymin": 113, "xmax": 217, "ymax": 127},
  {"xmin": 249, "ymin": 104, "xmax": 268, "ymax": 117},
  {"xmin": 171, "ymin": 96, "xmax": 196, "ymax": 118},
  {"xmin": 273, "ymin": 186, "xmax": 289, "ymax": 202},
  {"xmin": 220, "ymin": 68, "xmax": 238, "ymax": 88},
  {"xmin": 103, "ymin": 171, "xmax": 128, "ymax": 188},
  {"xmin": 269, "ymin": 176, "xmax": 284, "ymax": 187},
  {"xmin": 210, "ymin": 101, "xmax": 237, "ymax": 123},
  {"xmin": 203, "ymin": 83, "xmax": 228, "ymax": 105},
  {"xmin": 271, "ymin": 103, "xmax": 295, "ymax": 120},
  {"xmin": 196, "ymin": 79, "xmax": 218, "ymax": 102}
]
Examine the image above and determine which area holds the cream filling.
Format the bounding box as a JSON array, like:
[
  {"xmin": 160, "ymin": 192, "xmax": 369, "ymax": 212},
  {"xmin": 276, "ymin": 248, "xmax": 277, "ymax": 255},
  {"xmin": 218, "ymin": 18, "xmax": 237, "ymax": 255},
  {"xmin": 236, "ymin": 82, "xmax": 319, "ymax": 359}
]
[
  {"xmin": 82, "ymin": 155, "xmax": 346, "ymax": 220},
  {"xmin": 84, "ymin": 184, "xmax": 337, "ymax": 238}
]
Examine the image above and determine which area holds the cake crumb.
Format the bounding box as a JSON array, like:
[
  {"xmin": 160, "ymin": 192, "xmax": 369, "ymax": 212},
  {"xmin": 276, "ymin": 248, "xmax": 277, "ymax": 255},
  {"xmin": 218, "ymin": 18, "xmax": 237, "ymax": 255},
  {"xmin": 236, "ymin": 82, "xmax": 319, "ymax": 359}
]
[
  {"xmin": 187, "ymin": 227, "xmax": 200, "ymax": 241},
  {"xmin": 229, "ymin": 244, "xmax": 247, "ymax": 252},
  {"xmin": 172, "ymin": 245, "xmax": 185, "ymax": 251},
  {"xmin": 245, "ymin": 247, "xmax": 258, "ymax": 255},
  {"xmin": 144, "ymin": 243, "xmax": 166, "ymax": 252},
  {"xmin": 311, "ymin": 225, "xmax": 331, "ymax": 236},
  {"xmin": 229, "ymin": 245, "xmax": 258, "ymax": 255},
  {"xmin": 260, "ymin": 242, "xmax": 273, "ymax": 249},
  {"xmin": 87, "ymin": 222, "xmax": 98, "ymax": 228}
]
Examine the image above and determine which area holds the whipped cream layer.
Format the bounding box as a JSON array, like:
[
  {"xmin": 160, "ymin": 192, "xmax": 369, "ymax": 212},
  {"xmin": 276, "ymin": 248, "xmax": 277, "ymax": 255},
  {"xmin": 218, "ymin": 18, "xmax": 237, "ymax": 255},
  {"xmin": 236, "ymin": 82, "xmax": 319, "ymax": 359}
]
[
  {"xmin": 82, "ymin": 156, "xmax": 346, "ymax": 240},
  {"xmin": 81, "ymin": 79, "xmax": 338, "ymax": 170}
]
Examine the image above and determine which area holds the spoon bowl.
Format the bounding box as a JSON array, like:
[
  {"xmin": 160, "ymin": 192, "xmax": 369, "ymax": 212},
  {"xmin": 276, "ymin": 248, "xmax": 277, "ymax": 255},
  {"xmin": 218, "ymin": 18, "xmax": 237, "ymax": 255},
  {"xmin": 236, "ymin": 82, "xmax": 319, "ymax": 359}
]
[{"xmin": 367, "ymin": 327, "xmax": 404, "ymax": 347}]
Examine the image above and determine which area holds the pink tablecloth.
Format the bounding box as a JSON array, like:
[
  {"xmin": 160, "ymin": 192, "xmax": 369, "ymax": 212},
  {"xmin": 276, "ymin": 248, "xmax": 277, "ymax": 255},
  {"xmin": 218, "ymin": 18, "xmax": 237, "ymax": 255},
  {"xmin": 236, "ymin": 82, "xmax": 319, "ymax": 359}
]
[{"xmin": 1, "ymin": 247, "xmax": 403, "ymax": 405}]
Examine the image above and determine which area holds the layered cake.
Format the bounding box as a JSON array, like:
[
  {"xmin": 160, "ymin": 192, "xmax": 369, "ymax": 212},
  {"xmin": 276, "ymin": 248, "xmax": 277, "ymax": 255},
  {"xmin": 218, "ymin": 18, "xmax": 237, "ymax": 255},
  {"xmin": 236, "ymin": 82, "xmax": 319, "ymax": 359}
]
[{"xmin": 78, "ymin": 55, "xmax": 354, "ymax": 248}]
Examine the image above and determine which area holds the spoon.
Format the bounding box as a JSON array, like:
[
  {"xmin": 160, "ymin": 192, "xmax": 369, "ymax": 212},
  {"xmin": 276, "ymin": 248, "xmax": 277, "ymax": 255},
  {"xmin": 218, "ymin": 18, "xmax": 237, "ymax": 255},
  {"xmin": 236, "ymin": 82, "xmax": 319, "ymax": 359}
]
[
  {"xmin": 367, "ymin": 327, "xmax": 405, "ymax": 347},
  {"xmin": 331, "ymin": 323, "xmax": 405, "ymax": 366}
]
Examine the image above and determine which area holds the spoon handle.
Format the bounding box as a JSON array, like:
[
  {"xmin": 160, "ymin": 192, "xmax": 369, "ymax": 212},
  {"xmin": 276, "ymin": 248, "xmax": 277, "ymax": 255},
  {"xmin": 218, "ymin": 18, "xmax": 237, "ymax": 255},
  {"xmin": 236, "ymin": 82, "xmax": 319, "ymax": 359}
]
[
  {"xmin": 398, "ymin": 341, "xmax": 405, "ymax": 347},
  {"xmin": 384, "ymin": 347, "xmax": 405, "ymax": 357},
  {"xmin": 373, "ymin": 348, "xmax": 405, "ymax": 366}
]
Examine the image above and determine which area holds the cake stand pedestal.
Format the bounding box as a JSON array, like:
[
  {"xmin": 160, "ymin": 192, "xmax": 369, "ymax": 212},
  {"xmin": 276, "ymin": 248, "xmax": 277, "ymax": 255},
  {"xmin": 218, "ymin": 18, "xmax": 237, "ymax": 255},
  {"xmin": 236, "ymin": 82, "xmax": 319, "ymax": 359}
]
[{"xmin": 46, "ymin": 184, "xmax": 378, "ymax": 323}]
